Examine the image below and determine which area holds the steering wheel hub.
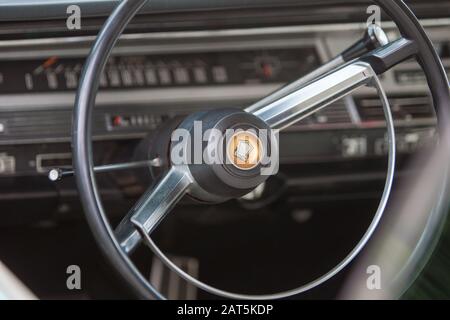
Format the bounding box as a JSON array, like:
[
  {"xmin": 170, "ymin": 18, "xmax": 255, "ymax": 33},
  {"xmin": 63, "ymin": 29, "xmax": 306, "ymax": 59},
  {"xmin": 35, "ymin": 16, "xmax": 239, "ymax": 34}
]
[{"xmin": 172, "ymin": 108, "xmax": 276, "ymax": 202}]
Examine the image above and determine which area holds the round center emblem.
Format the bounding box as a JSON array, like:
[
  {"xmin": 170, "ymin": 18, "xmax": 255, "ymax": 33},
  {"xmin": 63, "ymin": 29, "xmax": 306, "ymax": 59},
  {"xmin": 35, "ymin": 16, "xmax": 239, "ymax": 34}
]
[{"xmin": 227, "ymin": 131, "xmax": 263, "ymax": 170}]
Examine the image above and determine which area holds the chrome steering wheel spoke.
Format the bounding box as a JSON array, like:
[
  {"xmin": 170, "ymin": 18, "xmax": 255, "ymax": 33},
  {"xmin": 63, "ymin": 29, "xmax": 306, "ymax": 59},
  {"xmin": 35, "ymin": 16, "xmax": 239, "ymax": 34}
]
[
  {"xmin": 115, "ymin": 166, "xmax": 192, "ymax": 254},
  {"xmin": 248, "ymin": 61, "xmax": 374, "ymax": 130},
  {"xmin": 247, "ymin": 38, "xmax": 417, "ymax": 130}
]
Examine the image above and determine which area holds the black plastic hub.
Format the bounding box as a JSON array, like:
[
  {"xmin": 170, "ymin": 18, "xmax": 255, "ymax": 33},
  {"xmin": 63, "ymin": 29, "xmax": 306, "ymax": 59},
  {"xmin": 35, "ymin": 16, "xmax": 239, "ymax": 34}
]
[{"xmin": 172, "ymin": 108, "xmax": 277, "ymax": 201}]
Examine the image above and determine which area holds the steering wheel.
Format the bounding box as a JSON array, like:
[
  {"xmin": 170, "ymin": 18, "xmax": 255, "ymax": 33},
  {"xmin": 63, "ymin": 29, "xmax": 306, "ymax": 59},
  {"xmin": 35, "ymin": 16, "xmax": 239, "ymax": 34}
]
[{"xmin": 72, "ymin": 0, "xmax": 450, "ymax": 299}]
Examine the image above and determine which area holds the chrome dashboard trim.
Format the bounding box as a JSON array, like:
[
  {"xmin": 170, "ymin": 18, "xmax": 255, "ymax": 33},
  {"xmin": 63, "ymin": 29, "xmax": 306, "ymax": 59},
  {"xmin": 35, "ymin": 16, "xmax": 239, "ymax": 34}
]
[
  {"xmin": 0, "ymin": 38, "xmax": 324, "ymax": 59},
  {"xmin": 0, "ymin": 17, "xmax": 449, "ymax": 49},
  {"xmin": 0, "ymin": 84, "xmax": 283, "ymax": 111}
]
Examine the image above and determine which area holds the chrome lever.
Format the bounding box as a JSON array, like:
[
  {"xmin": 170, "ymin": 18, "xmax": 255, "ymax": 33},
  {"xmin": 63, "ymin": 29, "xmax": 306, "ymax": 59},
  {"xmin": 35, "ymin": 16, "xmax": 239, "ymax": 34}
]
[{"xmin": 48, "ymin": 158, "xmax": 162, "ymax": 181}]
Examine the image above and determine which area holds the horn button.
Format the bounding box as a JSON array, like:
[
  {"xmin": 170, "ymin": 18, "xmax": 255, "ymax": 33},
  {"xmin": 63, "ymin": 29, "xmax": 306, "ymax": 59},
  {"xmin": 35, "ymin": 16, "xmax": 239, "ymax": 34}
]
[{"xmin": 227, "ymin": 130, "xmax": 263, "ymax": 171}]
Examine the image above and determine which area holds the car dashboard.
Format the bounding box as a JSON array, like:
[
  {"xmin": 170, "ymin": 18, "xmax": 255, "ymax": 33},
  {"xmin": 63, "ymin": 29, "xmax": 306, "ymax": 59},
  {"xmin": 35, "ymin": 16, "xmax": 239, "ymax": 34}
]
[
  {"xmin": 0, "ymin": 0, "xmax": 448, "ymax": 299},
  {"xmin": 0, "ymin": 16, "xmax": 445, "ymax": 209}
]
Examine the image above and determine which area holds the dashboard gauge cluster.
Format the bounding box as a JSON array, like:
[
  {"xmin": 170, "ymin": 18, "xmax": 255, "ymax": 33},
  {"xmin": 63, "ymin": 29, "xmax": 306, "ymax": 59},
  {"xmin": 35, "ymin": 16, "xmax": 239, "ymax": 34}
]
[
  {"xmin": 0, "ymin": 25, "xmax": 442, "ymax": 179},
  {"xmin": 0, "ymin": 48, "xmax": 319, "ymax": 93}
]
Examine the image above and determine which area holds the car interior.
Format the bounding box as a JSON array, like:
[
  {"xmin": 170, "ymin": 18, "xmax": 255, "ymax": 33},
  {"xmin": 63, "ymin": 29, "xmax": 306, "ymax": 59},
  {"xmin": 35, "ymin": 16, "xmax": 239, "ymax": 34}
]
[{"xmin": 0, "ymin": 0, "xmax": 449, "ymax": 300}]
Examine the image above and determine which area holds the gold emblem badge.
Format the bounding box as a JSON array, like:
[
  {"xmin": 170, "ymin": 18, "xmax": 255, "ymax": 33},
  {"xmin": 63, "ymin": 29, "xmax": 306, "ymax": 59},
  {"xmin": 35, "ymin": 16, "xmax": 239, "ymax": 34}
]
[{"xmin": 227, "ymin": 131, "xmax": 263, "ymax": 170}]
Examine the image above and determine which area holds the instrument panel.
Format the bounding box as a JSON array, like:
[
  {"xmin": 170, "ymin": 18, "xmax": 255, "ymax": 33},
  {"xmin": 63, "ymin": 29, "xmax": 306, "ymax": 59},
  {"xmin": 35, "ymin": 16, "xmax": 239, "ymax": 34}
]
[
  {"xmin": 0, "ymin": 21, "xmax": 447, "ymax": 179},
  {"xmin": 0, "ymin": 48, "xmax": 319, "ymax": 93}
]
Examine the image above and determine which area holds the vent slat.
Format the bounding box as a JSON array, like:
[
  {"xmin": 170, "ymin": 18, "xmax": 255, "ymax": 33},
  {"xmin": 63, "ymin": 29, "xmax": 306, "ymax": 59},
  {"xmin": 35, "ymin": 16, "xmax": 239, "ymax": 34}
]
[
  {"xmin": 295, "ymin": 101, "xmax": 352, "ymax": 127},
  {"xmin": 356, "ymin": 96, "xmax": 436, "ymax": 123}
]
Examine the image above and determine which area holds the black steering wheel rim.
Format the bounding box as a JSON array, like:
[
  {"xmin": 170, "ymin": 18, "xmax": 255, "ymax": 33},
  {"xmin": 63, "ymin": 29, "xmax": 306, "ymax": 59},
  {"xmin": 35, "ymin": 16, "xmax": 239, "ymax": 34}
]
[{"xmin": 72, "ymin": 0, "xmax": 450, "ymax": 299}]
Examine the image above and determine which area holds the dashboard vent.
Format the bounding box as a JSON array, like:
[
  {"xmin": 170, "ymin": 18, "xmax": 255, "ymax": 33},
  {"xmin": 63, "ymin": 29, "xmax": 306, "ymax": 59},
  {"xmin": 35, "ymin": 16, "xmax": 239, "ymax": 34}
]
[
  {"xmin": 293, "ymin": 100, "xmax": 352, "ymax": 129},
  {"xmin": 355, "ymin": 96, "xmax": 436, "ymax": 125},
  {"xmin": 0, "ymin": 109, "xmax": 105, "ymax": 143}
]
